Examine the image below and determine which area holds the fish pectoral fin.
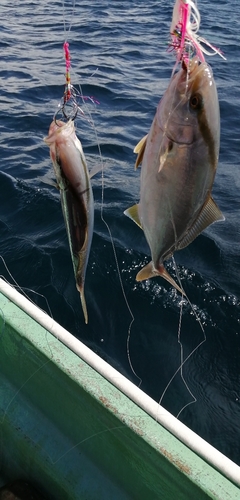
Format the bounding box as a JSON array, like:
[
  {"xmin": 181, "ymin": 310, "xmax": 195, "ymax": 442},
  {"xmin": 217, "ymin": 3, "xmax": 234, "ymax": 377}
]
[
  {"xmin": 136, "ymin": 262, "xmax": 185, "ymax": 295},
  {"xmin": 89, "ymin": 163, "xmax": 105, "ymax": 178},
  {"xmin": 124, "ymin": 204, "xmax": 142, "ymax": 228},
  {"xmin": 178, "ymin": 196, "xmax": 225, "ymax": 251},
  {"xmin": 158, "ymin": 137, "xmax": 173, "ymax": 172},
  {"xmin": 134, "ymin": 134, "xmax": 148, "ymax": 169},
  {"xmin": 40, "ymin": 177, "xmax": 59, "ymax": 190}
]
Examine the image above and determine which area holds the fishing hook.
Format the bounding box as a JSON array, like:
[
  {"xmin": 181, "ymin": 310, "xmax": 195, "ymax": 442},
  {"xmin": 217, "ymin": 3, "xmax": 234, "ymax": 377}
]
[
  {"xmin": 62, "ymin": 101, "xmax": 78, "ymax": 121},
  {"xmin": 54, "ymin": 100, "xmax": 78, "ymax": 125}
]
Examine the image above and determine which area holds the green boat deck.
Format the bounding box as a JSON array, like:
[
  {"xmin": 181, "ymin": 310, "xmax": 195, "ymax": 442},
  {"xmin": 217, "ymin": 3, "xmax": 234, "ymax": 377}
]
[{"xmin": 0, "ymin": 279, "xmax": 239, "ymax": 499}]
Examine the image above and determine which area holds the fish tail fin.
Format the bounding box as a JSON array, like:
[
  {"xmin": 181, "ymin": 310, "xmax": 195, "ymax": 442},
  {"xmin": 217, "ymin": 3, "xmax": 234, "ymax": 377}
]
[
  {"xmin": 136, "ymin": 261, "xmax": 185, "ymax": 296},
  {"xmin": 76, "ymin": 284, "xmax": 88, "ymax": 324}
]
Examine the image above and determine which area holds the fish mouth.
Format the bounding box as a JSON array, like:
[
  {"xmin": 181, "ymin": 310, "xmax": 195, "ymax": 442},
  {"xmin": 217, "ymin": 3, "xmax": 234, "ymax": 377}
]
[
  {"xmin": 182, "ymin": 56, "xmax": 202, "ymax": 75},
  {"xmin": 54, "ymin": 119, "xmax": 75, "ymax": 134},
  {"xmin": 181, "ymin": 59, "xmax": 199, "ymax": 72},
  {"xmin": 44, "ymin": 119, "xmax": 75, "ymax": 145},
  {"xmin": 181, "ymin": 57, "xmax": 213, "ymax": 93}
]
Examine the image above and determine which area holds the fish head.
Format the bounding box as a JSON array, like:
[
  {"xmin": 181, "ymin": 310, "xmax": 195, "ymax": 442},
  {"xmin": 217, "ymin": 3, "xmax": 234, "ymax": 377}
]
[
  {"xmin": 44, "ymin": 119, "xmax": 84, "ymax": 172},
  {"xmin": 157, "ymin": 57, "xmax": 220, "ymax": 154},
  {"xmin": 44, "ymin": 119, "xmax": 75, "ymax": 146}
]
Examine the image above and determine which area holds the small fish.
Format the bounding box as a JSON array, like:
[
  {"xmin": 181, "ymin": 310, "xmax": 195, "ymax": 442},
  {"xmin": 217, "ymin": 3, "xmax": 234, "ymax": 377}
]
[
  {"xmin": 125, "ymin": 57, "xmax": 224, "ymax": 293},
  {"xmin": 44, "ymin": 119, "xmax": 94, "ymax": 323}
]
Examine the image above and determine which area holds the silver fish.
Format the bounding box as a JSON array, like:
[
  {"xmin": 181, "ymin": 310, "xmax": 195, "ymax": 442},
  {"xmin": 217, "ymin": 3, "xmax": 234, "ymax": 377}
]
[
  {"xmin": 44, "ymin": 119, "xmax": 94, "ymax": 323},
  {"xmin": 125, "ymin": 57, "xmax": 224, "ymax": 293}
]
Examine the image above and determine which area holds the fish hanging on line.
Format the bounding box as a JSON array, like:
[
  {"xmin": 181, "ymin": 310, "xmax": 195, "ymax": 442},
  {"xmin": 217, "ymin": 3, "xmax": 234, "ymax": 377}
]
[
  {"xmin": 124, "ymin": 56, "xmax": 224, "ymax": 293},
  {"xmin": 44, "ymin": 119, "xmax": 94, "ymax": 324},
  {"xmin": 44, "ymin": 40, "xmax": 100, "ymax": 323}
]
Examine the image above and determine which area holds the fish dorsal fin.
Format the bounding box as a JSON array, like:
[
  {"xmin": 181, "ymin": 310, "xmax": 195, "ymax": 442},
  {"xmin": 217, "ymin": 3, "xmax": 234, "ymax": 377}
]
[
  {"xmin": 134, "ymin": 134, "xmax": 148, "ymax": 169},
  {"xmin": 178, "ymin": 196, "xmax": 225, "ymax": 250},
  {"xmin": 124, "ymin": 204, "xmax": 142, "ymax": 228},
  {"xmin": 136, "ymin": 261, "xmax": 185, "ymax": 295}
]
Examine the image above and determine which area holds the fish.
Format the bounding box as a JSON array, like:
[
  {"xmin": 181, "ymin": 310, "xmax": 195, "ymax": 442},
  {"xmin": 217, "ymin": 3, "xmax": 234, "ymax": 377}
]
[
  {"xmin": 44, "ymin": 119, "xmax": 94, "ymax": 324},
  {"xmin": 124, "ymin": 57, "xmax": 224, "ymax": 293}
]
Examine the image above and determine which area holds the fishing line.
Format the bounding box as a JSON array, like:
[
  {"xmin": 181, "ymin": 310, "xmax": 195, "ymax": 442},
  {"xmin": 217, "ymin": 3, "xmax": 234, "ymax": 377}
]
[
  {"xmin": 89, "ymin": 110, "xmax": 142, "ymax": 387},
  {"xmin": 0, "ymin": 256, "xmax": 53, "ymax": 319},
  {"xmin": 0, "ymin": 266, "xmax": 53, "ymax": 457},
  {"xmin": 173, "ymin": 256, "xmax": 206, "ymax": 417},
  {"xmin": 154, "ymin": 192, "xmax": 206, "ymax": 417},
  {"xmin": 54, "ymin": 0, "xmax": 100, "ymax": 124},
  {"xmin": 62, "ymin": 0, "xmax": 76, "ymax": 41},
  {"xmin": 157, "ymin": 255, "xmax": 206, "ymax": 418},
  {"xmin": 73, "ymin": 98, "xmax": 142, "ymax": 385},
  {"xmin": 54, "ymin": 0, "xmax": 83, "ymax": 123},
  {"xmin": 0, "ymin": 359, "xmax": 51, "ymax": 429},
  {"xmin": 50, "ymin": 424, "xmax": 125, "ymax": 465},
  {"xmin": 158, "ymin": 320, "xmax": 206, "ymax": 418},
  {"xmin": 159, "ymin": 189, "xmax": 206, "ymax": 418},
  {"xmin": 0, "ymin": 254, "xmax": 57, "ymax": 440}
]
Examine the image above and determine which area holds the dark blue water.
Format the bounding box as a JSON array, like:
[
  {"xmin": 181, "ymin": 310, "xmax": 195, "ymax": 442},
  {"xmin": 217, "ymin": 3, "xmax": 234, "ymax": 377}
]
[{"xmin": 1, "ymin": 0, "xmax": 240, "ymax": 466}]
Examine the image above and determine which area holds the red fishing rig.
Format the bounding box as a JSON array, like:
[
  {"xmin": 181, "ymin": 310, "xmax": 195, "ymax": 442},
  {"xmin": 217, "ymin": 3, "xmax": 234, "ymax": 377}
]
[
  {"xmin": 63, "ymin": 41, "xmax": 72, "ymax": 104},
  {"xmin": 169, "ymin": 0, "xmax": 225, "ymax": 71},
  {"xmin": 54, "ymin": 40, "xmax": 99, "ymax": 123}
]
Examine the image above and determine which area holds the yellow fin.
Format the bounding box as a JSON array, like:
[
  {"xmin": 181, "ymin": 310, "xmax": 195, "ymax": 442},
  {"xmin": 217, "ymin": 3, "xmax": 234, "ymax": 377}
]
[
  {"xmin": 136, "ymin": 261, "xmax": 185, "ymax": 295},
  {"xmin": 178, "ymin": 196, "xmax": 225, "ymax": 250},
  {"xmin": 124, "ymin": 204, "xmax": 142, "ymax": 228},
  {"xmin": 134, "ymin": 134, "xmax": 148, "ymax": 169}
]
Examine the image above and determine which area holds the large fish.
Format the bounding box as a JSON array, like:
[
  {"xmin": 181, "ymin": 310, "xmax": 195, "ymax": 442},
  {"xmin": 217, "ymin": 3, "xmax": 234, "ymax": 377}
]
[
  {"xmin": 125, "ymin": 57, "xmax": 224, "ymax": 293},
  {"xmin": 44, "ymin": 119, "xmax": 94, "ymax": 323}
]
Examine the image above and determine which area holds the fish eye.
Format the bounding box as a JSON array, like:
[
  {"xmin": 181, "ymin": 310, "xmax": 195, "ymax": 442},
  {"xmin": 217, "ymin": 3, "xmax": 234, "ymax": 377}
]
[{"xmin": 190, "ymin": 93, "xmax": 203, "ymax": 110}]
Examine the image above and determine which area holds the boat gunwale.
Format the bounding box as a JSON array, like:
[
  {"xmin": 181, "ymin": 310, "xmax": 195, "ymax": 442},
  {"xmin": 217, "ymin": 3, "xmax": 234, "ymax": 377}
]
[{"xmin": 0, "ymin": 277, "xmax": 239, "ymax": 489}]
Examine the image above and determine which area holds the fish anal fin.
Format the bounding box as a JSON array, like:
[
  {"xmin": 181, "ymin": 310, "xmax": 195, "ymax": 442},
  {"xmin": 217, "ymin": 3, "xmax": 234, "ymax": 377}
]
[
  {"xmin": 178, "ymin": 196, "xmax": 225, "ymax": 251},
  {"xmin": 136, "ymin": 261, "xmax": 185, "ymax": 295},
  {"xmin": 134, "ymin": 134, "xmax": 148, "ymax": 169},
  {"xmin": 124, "ymin": 204, "xmax": 142, "ymax": 229}
]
